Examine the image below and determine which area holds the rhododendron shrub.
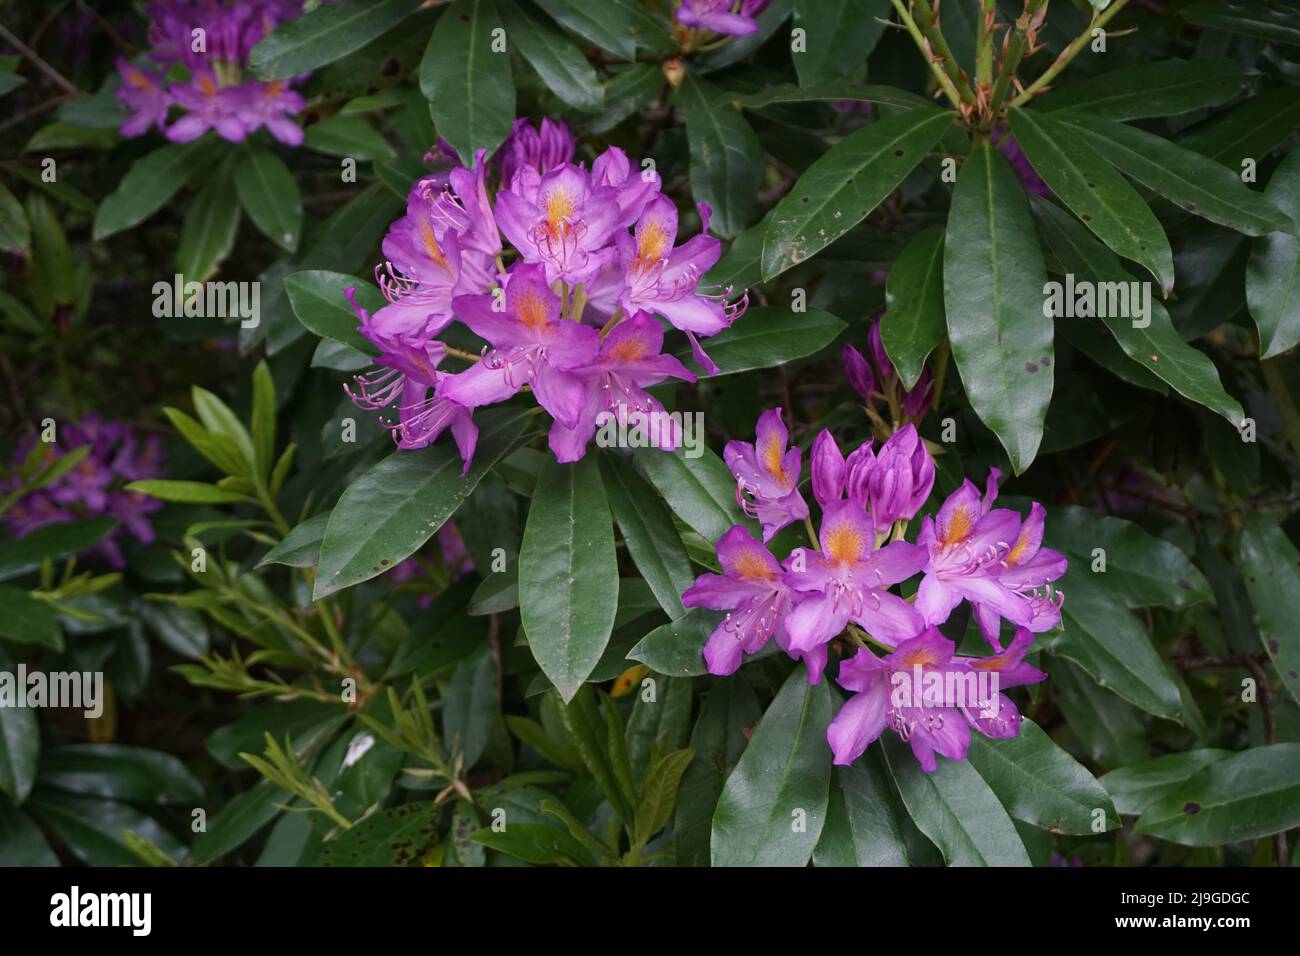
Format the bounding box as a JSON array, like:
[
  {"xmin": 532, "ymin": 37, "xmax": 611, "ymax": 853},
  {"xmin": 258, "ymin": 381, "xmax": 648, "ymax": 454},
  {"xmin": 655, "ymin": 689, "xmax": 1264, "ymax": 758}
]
[{"xmin": 2, "ymin": 0, "xmax": 1299, "ymax": 875}]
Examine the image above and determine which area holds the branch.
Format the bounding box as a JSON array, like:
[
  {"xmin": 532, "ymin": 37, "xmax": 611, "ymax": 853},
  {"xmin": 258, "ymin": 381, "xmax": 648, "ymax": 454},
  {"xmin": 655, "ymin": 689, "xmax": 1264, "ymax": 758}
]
[{"xmin": 1006, "ymin": 0, "xmax": 1131, "ymax": 110}]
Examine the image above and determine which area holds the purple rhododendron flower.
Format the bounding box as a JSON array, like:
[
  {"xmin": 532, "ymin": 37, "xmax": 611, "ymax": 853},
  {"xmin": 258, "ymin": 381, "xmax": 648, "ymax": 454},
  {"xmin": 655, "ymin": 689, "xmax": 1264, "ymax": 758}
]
[
  {"xmin": 117, "ymin": 0, "xmax": 311, "ymax": 143},
  {"xmin": 844, "ymin": 314, "xmax": 935, "ymax": 422},
  {"xmin": 3, "ymin": 416, "xmax": 165, "ymax": 569},
  {"xmin": 497, "ymin": 117, "xmax": 575, "ymax": 187},
  {"xmin": 724, "ymin": 408, "xmax": 809, "ymax": 542},
  {"xmin": 675, "ymin": 0, "xmax": 770, "ymax": 36}
]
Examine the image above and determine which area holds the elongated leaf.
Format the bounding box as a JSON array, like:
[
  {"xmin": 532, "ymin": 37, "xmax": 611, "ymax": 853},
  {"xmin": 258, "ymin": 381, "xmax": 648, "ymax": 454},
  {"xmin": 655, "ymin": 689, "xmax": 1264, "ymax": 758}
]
[
  {"xmin": 519, "ymin": 456, "xmax": 619, "ymax": 701},
  {"xmin": 728, "ymin": 82, "xmax": 936, "ymax": 113},
  {"xmin": 634, "ymin": 748, "xmax": 694, "ymax": 844},
  {"xmin": 1182, "ymin": 1, "xmax": 1300, "ymax": 46},
  {"xmin": 1038, "ymin": 59, "xmax": 1250, "ymax": 120},
  {"xmin": 763, "ymin": 107, "xmax": 951, "ymax": 278},
  {"xmin": 284, "ymin": 270, "xmax": 382, "ymax": 355},
  {"xmin": 93, "ymin": 142, "xmax": 205, "ymax": 240},
  {"xmin": 677, "ymin": 74, "xmax": 765, "ymax": 239},
  {"xmin": 945, "ymin": 143, "xmax": 1053, "ymax": 473},
  {"xmin": 791, "ymin": 0, "xmax": 889, "ymax": 87},
  {"xmin": 257, "ymin": 512, "xmax": 329, "ymax": 569},
  {"xmin": 967, "ymin": 720, "xmax": 1117, "ymax": 835},
  {"xmin": 0, "ymin": 802, "xmax": 58, "ymax": 866},
  {"xmin": 674, "ymin": 677, "xmax": 760, "ymax": 866},
  {"xmin": 1238, "ymin": 517, "xmax": 1300, "ymax": 706},
  {"xmin": 233, "ymin": 147, "xmax": 302, "ymax": 252},
  {"xmin": 320, "ymin": 802, "xmax": 444, "ymax": 866},
  {"xmin": 124, "ymin": 480, "xmax": 253, "ymax": 505},
  {"xmin": 628, "ymin": 607, "xmax": 719, "ymax": 677},
  {"xmin": 442, "ymin": 643, "xmax": 497, "ymax": 768},
  {"xmin": 500, "ymin": 0, "xmax": 603, "ymax": 112},
  {"xmin": 471, "ymin": 822, "xmax": 594, "ymax": 865},
  {"xmin": 1042, "ymin": 505, "xmax": 1211, "ymax": 610},
  {"xmin": 250, "ymin": 0, "xmax": 424, "ymax": 79},
  {"xmin": 1032, "ymin": 198, "xmax": 1244, "ymax": 424},
  {"xmin": 1042, "ymin": 572, "xmax": 1183, "ymax": 721},
  {"xmin": 30, "ymin": 792, "xmax": 184, "ymax": 866},
  {"xmin": 882, "ymin": 735, "xmax": 1030, "ymax": 866},
  {"xmin": 1180, "ymin": 86, "xmax": 1300, "ymax": 168},
  {"xmin": 419, "ymin": 0, "xmax": 516, "ymax": 166},
  {"xmin": 631, "ymin": 445, "xmax": 747, "ymax": 544},
  {"xmin": 1064, "ymin": 115, "xmax": 1295, "ymax": 239},
  {"xmin": 531, "ymin": 0, "xmax": 667, "ymax": 60},
  {"xmin": 177, "ymin": 171, "xmax": 240, "ymax": 282},
  {"xmin": 677, "ymin": 306, "xmax": 844, "ymax": 376},
  {"xmin": 813, "ymin": 754, "xmax": 908, "ymax": 866},
  {"xmin": 1134, "ymin": 744, "xmax": 1300, "ymax": 846},
  {"xmin": 0, "ymin": 648, "xmax": 38, "ymax": 804},
  {"xmin": 1247, "ymin": 146, "xmax": 1300, "ymax": 357},
  {"xmin": 303, "ymin": 114, "xmax": 397, "ymax": 161},
  {"xmin": 0, "ymin": 180, "xmax": 28, "ymax": 255},
  {"xmin": 1100, "ymin": 749, "xmax": 1234, "ymax": 817},
  {"xmin": 0, "ymin": 585, "xmax": 62, "ymax": 649},
  {"xmin": 711, "ymin": 665, "xmax": 833, "ymax": 867},
  {"xmin": 37, "ymin": 744, "xmax": 204, "ymax": 804},
  {"xmin": 882, "ymin": 228, "xmax": 945, "ymax": 389},
  {"xmin": 0, "ymin": 518, "xmax": 116, "ymax": 582},
  {"xmin": 1049, "ymin": 658, "xmax": 1147, "ymax": 770},
  {"xmin": 601, "ymin": 454, "xmax": 693, "ymax": 619},
  {"xmin": 1011, "ymin": 108, "xmax": 1173, "ymax": 293},
  {"xmin": 314, "ymin": 408, "xmax": 534, "ymax": 599}
]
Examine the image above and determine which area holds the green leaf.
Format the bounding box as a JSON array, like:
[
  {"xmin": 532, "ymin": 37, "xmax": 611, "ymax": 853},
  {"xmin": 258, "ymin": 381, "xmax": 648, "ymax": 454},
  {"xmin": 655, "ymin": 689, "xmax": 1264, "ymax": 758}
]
[
  {"xmin": 93, "ymin": 142, "xmax": 205, "ymax": 240},
  {"xmin": 314, "ymin": 407, "xmax": 534, "ymax": 599},
  {"xmin": 0, "ymin": 518, "xmax": 116, "ymax": 582},
  {"xmin": 624, "ymin": 675, "xmax": 692, "ymax": 783},
  {"xmin": 530, "ymin": 0, "xmax": 667, "ymax": 60},
  {"xmin": 1180, "ymin": 86, "xmax": 1300, "ymax": 169},
  {"xmin": 881, "ymin": 735, "xmax": 1031, "ymax": 866},
  {"xmin": 257, "ymin": 513, "xmax": 329, "ymax": 569},
  {"xmin": 1134, "ymin": 744, "xmax": 1300, "ymax": 846},
  {"xmin": 813, "ymin": 754, "xmax": 909, "ymax": 866},
  {"xmin": 1100, "ymin": 749, "xmax": 1234, "ymax": 817},
  {"xmin": 582, "ymin": 63, "xmax": 661, "ymax": 136},
  {"xmin": 250, "ymin": 359, "xmax": 276, "ymax": 480},
  {"xmin": 677, "ymin": 74, "xmax": 765, "ymax": 239},
  {"xmin": 1181, "ymin": 1, "xmax": 1300, "ymax": 46},
  {"xmin": 727, "ymin": 82, "xmax": 937, "ymax": 113},
  {"xmin": 250, "ymin": 0, "xmax": 424, "ymax": 79},
  {"xmin": 0, "ymin": 585, "xmax": 62, "ymax": 650},
  {"xmin": 500, "ymin": 0, "xmax": 604, "ymax": 112},
  {"xmin": 553, "ymin": 686, "xmax": 633, "ymax": 823},
  {"xmin": 634, "ymin": 748, "xmax": 694, "ymax": 845},
  {"xmin": 0, "ymin": 802, "xmax": 58, "ymax": 866},
  {"xmin": 470, "ymin": 821, "xmax": 595, "ymax": 865},
  {"xmin": 124, "ymin": 480, "xmax": 254, "ymax": 505},
  {"xmin": 628, "ymin": 607, "xmax": 718, "ymax": 677},
  {"xmin": 0, "ymin": 180, "xmax": 29, "ymax": 255},
  {"xmin": 790, "ymin": 0, "xmax": 889, "ymax": 86},
  {"xmin": 519, "ymin": 456, "xmax": 619, "ymax": 701},
  {"xmin": 630, "ymin": 445, "xmax": 747, "ymax": 544},
  {"xmin": 37, "ymin": 744, "xmax": 204, "ymax": 805},
  {"xmin": 442, "ymin": 643, "xmax": 497, "ymax": 768},
  {"xmin": 0, "ymin": 648, "xmax": 38, "ymax": 803},
  {"xmin": 1038, "ymin": 59, "xmax": 1250, "ymax": 120},
  {"xmin": 1238, "ymin": 517, "xmax": 1300, "ymax": 706},
  {"xmin": 321, "ymin": 801, "xmax": 444, "ymax": 865},
  {"xmin": 1010, "ymin": 108, "xmax": 1174, "ymax": 293},
  {"xmin": 138, "ymin": 602, "xmax": 209, "ymax": 659},
  {"xmin": 25, "ymin": 194, "xmax": 75, "ymax": 321},
  {"xmin": 303, "ymin": 114, "xmax": 397, "ymax": 160},
  {"xmin": 1042, "ymin": 505, "xmax": 1211, "ymax": 610},
  {"xmin": 967, "ymin": 719, "xmax": 1118, "ymax": 835},
  {"xmin": 882, "ymin": 228, "xmax": 946, "ymax": 389},
  {"xmin": 762, "ymin": 106, "xmax": 952, "ymax": 279},
  {"xmin": 284, "ymin": 270, "xmax": 383, "ymax": 355},
  {"xmin": 30, "ymin": 792, "xmax": 185, "ymax": 866},
  {"xmin": 176, "ymin": 170, "xmax": 240, "ymax": 282},
  {"xmin": 419, "ymin": 0, "xmax": 516, "ymax": 167},
  {"xmin": 1043, "ymin": 571, "xmax": 1183, "ymax": 721},
  {"xmin": 944, "ymin": 143, "xmax": 1053, "ymax": 474},
  {"xmin": 675, "ymin": 306, "xmax": 846, "ymax": 377},
  {"xmin": 1032, "ymin": 198, "xmax": 1244, "ymax": 425},
  {"xmin": 1247, "ymin": 145, "xmax": 1300, "ymax": 357},
  {"xmin": 1048, "ymin": 658, "xmax": 1147, "ymax": 770},
  {"xmin": 601, "ymin": 454, "xmax": 693, "ymax": 619},
  {"xmin": 711, "ymin": 665, "xmax": 834, "ymax": 867},
  {"xmin": 674, "ymin": 676, "xmax": 760, "ymax": 866},
  {"xmin": 233, "ymin": 147, "xmax": 302, "ymax": 252},
  {"xmin": 1061, "ymin": 115, "xmax": 1296, "ymax": 238}
]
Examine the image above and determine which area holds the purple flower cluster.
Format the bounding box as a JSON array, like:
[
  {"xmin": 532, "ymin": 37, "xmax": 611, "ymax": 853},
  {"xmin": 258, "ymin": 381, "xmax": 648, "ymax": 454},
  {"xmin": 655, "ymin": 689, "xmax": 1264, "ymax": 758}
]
[
  {"xmin": 3, "ymin": 416, "xmax": 165, "ymax": 569},
  {"xmin": 685, "ymin": 410, "xmax": 1068, "ymax": 770},
  {"xmin": 992, "ymin": 126, "xmax": 1051, "ymax": 197},
  {"xmin": 345, "ymin": 118, "xmax": 746, "ymax": 471},
  {"xmin": 842, "ymin": 312, "xmax": 935, "ymax": 422},
  {"xmin": 675, "ymin": 0, "xmax": 771, "ymax": 36},
  {"xmin": 116, "ymin": 0, "xmax": 309, "ymax": 144}
]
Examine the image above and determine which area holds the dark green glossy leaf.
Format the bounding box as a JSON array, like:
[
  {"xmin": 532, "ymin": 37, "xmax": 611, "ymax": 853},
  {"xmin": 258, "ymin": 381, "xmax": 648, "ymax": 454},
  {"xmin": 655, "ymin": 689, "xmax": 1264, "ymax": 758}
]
[
  {"xmin": 303, "ymin": 114, "xmax": 397, "ymax": 161},
  {"xmin": 0, "ymin": 801, "xmax": 58, "ymax": 866},
  {"xmin": 419, "ymin": 0, "xmax": 516, "ymax": 167},
  {"xmin": 1011, "ymin": 108, "xmax": 1173, "ymax": 293},
  {"xmin": 1180, "ymin": 86, "xmax": 1300, "ymax": 169},
  {"xmin": 257, "ymin": 512, "xmax": 330, "ymax": 569},
  {"xmin": 176, "ymin": 170, "xmax": 240, "ymax": 283},
  {"xmin": 443, "ymin": 643, "xmax": 497, "ymax": 768},
  {"xmin": 284, "ymin": 270, "xmax": 382, "ymax": 355},
  {"xmin": 250, "ymin": 0, "xmax": 424, "ymax": 80},
  {"xmin": 37, "ymin": 744, "xmax": 204, "ymax": 804},
  {"xmin": 967, "ymin": 719, "xmax": 1118, "ymax": 835},
  {"xmin": 320, "ymin": 801, "xmax": 443, "ymax": 866},
  {"xmin": 882, "ymin": 228, "xmax": 945, "ymax": 389},
  {"xmin": 233, "ymin": 147, "xmax": 302, "ymax": 252},
  {"xmin": 727, "ymin": 82, "xmax": 936, "ymax": 113},
  {"xmin": 500, "ymin": 0, "xmax": 604, "ymax": 112},
  {"xmin": 944, "ymin": 143, "xmax": 1053, "ymax": 474},
  {"xmin": 1100, "ymin": 749, "xmax": 1234, "ymax": 816},
  {"xmin": 314, "ymin": 408, "xmax": 534, "ymax": 599},
  {"xmin": 1038, "ymin": 59, "xmax": 1250, "ymax": 120},
  {"xmin": 0, "ymin": 648, "xmax": 38, "ymax": 804},
  {"xmin": 790, "ymin": 0, "xmax": 889, "ymax": 86},
  {"xmin": 93, "ymin": 142, "xmax": 205, "ymax": 240},
  {"xmin": 0, "ymin": 584, "xmax": 61, "ymax": 649},
  {"xmin": 677, "ymin": 74, "xmax": 765, "ymax": 239},
  {"xmin": 711, "ymin": 665, "xmax": 833, "ymax": 867},
  {"xmin": 813, "ymin": 753, "xmax": 909, "ymax": 866},
  {"xmin": 1134, "ymin": 744, "xmax": 1300, "ymax": 846},
  {"xmin": 1238, "ymin": 517, "xmax": 1300, "ymax": 706},
  {"xmin": 628, "ymin": 607, "xmax": 718, "ymax": 677},
  {"xmin": 634, "ymin": 747, "xmax": 694, "ymax": 845},
  {"xmin": 470, "ymin": 821, "xmax": 595, "ymax": 865},
  {"xmin": 0, "ymin": 518, "xmax": 116, "ymax": 582},
  {"xmin": 630, "ymin": 445, "xmax": 747, "ymax": 544},
  {"xmin": 30, "ymin": 791, "xmax": 184, "ymax": 866},
  {"xmin": 531, "ymin": 0, "xmax": 669, "ymax": 60},
  {"xmin": 763, "ymin": 107, "xmax": 951, "ymax": 279},
  {"xmin": 882, "ymin": 735, "xmax": 1031, "ymax": 866},
  {"xmin": 1182, "ymin": 1, "xmax": 1300, "ymax": 46},
  {"xmin": 519, "ymin": 456, "xmax": 618, "ymax": 701},
  {"xmin": 1048, "ymin": 658, "xmax": 1147, "ymax": 770},
  {"xmin": 601, "ymin": 454, "xmax": 692, "ymax": 619},
  {"xmin": 677, "ymin": 306, "xmax": 846, "ymax": 377},
  {"xmin": 1247, "ymin": 145, "xmax": 1300, "ymax": 357}
]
